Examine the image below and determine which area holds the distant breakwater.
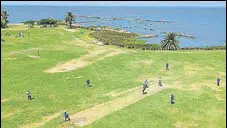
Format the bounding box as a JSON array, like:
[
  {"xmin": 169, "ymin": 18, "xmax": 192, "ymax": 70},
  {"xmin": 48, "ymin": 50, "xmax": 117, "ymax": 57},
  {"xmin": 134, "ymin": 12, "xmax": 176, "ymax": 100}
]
[{"xmin": 75, "ymin": 15, "xmax": 171, "ymax": 23}]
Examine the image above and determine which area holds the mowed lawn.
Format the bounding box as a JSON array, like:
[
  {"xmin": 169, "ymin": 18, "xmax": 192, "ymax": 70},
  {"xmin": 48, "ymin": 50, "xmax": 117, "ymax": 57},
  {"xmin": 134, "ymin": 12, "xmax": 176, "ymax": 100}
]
[{"xmin": 1, "ymin": 26, "xmax": 226, "ymax": 128}]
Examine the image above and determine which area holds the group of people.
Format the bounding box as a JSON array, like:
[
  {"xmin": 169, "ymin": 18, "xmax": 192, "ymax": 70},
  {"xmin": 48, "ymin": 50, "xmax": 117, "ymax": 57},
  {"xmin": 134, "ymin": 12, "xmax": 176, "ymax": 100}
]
[
  {"xmin": 25, "ymin": 63, "xmax": 222, "ymax": 121},
  {"xmin": 142, "ymin": 77, "xmax": 174, "ymax": 103},
  {"xmin": 25, "ymin": 79, "xmax": 92, "ymax": 122},
  {"xmin": 141, "ymin": 63, "xmax": 170, "ymax": 102},
  {"xmin": 142, "ymin": 63, "xmax": 221, "ymax": 104},
  {"xmin": 142, "ymin": 77, "xmax": 163, "ymax": 95}
]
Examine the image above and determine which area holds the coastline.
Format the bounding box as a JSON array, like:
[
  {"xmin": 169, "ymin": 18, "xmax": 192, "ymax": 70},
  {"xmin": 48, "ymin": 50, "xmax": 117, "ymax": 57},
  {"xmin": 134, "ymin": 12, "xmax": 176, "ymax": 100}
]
[{"xmin": 2, "ymin": 24, "xmax": 225, "ymax": 50}]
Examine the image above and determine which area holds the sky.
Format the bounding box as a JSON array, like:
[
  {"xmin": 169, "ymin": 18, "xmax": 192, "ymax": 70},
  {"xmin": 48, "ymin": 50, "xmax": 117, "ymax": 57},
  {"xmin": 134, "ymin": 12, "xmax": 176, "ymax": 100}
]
[{"xmin": 1, "ymin": 1, "xmax": 226, "ymax": 7}]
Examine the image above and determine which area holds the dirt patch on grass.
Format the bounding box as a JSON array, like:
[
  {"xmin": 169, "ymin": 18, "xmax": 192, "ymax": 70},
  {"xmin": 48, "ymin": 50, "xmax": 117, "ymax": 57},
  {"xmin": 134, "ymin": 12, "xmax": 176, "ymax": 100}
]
[
  {"xmin": 5, "ymin": 57, "xmax": 17, "ymax": 60},
  {"xmin": 74, "ymin": 76, "xmax": 83, "ymax": 79},
  {"xmin": 174, "ymin": 122, "xmax": 182, "ymax": 128},
  {"xmin": 44, "ymin": 47, "xmax": 108, "ymax": 73},
  {"xmin": 1, "ymin": 112, "xmax": 15, "ymax": 119},
  {"xmin": 21, "ymin": 112, "xmax": 61, "ymax": 128},
  {"xmin": 45, "ymin": 59, "xmax": 89, "ymax": 73},
  {"xmin": 70, "ymin": 85, "xmax": 166, "ymax": 127},
  {"xmin": 27, "ymin": 55, "xmax": 40, "ymax": 59},
  {"xmin": 45, "ymin": 45, "xmax": 127, "ymax": 73},
  {"xmin": 63, "ymin": 39, "xmax": 91, "ymax": 47},
  {"xmin": 46, "ymin": 36, "xmax": 132, "ymax": 73},
  {"xmin": 1, "ymin": 109, "xmax": 22, "ymax": 119},
  {"xmin": 61, "ymin": 27, "xmax": 75, "ymax": 32},
  {"xmin": 174, "ymin": 121, "xmax": 198, "ymax": 128},
  {"xmin": 1, "ymin": 99, "xmax": 8, "ymax": 103}
]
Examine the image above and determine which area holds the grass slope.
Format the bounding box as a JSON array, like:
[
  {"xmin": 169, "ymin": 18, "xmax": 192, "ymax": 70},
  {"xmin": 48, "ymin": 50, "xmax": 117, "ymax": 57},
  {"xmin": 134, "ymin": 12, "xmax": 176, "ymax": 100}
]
[{"xmin": 1, "ymin": 26, "xmax": 226, "ymax": 128}]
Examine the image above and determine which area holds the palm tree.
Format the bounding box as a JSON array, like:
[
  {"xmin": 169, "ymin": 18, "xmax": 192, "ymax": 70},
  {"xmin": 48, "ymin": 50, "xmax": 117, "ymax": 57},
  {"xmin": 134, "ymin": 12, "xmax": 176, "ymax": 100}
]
[
  {"xmin": 65, "ymin": 12, "xmax": 75, "ymax": 29},
  {"xmin": 160, "ymin": 32, "xmax": 180, "ymax": 50},
  {"xmin": 1, "ymin": 10, "xmax": 9, "ymax": 28},
  {"xmin": 160, "ymin": 32, "xmax": 195, "ymax": 50}
]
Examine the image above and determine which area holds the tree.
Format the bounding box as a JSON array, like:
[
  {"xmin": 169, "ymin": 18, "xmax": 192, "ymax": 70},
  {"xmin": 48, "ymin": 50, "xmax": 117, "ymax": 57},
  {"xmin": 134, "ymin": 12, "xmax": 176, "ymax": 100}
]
[
  {"xmin": 48, "ymin": 18, "xmax": 57, "ymax": 27},
  {"xmin": 38, "ymin": 18, "xmax": 48, "ymax": 27},
  {"xmin": 160, "ymin": 32, "xmax": 180, "ymax": 50},
  {"xmin": 160, "ymin": 32, "xmax": 194, "ymax": 50},
  {"xmin": 65, "ymin": 12, "xmax": 75, "ymax": 29},
  {"xmin": 37, "ymin": 18, "xmax": 57, "ymax": 28},
  {"xmin": 24, "ymin": 20, "xmax": 35, "ymax": 28},
  {"xmin": 1, "ymin": 10, "xmax": 9, "ymax": 28}
]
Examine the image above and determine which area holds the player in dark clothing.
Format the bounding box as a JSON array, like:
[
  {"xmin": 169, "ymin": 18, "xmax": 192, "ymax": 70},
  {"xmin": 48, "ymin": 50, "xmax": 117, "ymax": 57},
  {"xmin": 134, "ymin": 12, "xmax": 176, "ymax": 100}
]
[
  {"xmin": 64, "ymin": 112, "xmax": 70, "ymax": 122},
  {"xmin": 142, "ymin": 84, "xmax": 147, "ymax": 95},
  {"xmin": 144, "ymin": 80, "xmax": 149, "ymax": 88},
  {"xmin": 217, "ymin": 77, "xmax": 221, "ymax": 86},
  {"xmin": 166, "ymin": 63, "xmax": 169, "ymax": 71},
  {"xmin": 86, "ymin": 79, "xmax": 92, "ymax": 87},
  {"xmin": 26, "ymin": 90, "xmax": 31, "ymax": 100},
  {"xmin": 171, "ymin": 94, "xmax": 175, "ymax": 104},
  {"xmin": 158, "ymin": 77, "xmax": 162, "ymax": 87},
  {"xmin": 142, "ymin": 80, "xmax": 149, "ymax": 95}
]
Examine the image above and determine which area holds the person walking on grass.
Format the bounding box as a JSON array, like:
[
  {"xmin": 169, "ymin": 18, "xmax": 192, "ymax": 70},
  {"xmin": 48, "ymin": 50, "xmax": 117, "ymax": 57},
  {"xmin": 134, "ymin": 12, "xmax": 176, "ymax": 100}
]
[
  {"xmin": 217, "ymin": 77, "xmax": 221, "ymax": 86},
  {"xmin": 171, "ymin": 94, "xmax": 175, "ymax": 104},
  {"xmin": 142, "ymin": 83, "xmax": 146, "ymax": 95},
  {"xmin": 26, "ymin": 90, "xmax": 31, "ymax": 100},
  {"xmin": 142, "ymin": 79, "xmax": 149, "ymax": 95},
  {"xmin": 144, "ymin": 79, "xmax": 149, "ymax": 88},
  {"xmin": 64, "ymin": 112, "xmax": 70, "ymax": 122},
  {"xmin": 166, "ymin": 63, "xmax": 169, "ymax": 71},
  {"xmin": 158, "ymin": 77, "xmax": 162, "ymax": 87}
]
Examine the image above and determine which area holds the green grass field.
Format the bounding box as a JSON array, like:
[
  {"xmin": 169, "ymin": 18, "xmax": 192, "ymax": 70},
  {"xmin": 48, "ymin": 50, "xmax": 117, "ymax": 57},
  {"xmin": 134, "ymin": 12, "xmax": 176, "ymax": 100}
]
[{"xmin": 1, "ymin": 25, "xmax": 226, "ymax": 128}]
